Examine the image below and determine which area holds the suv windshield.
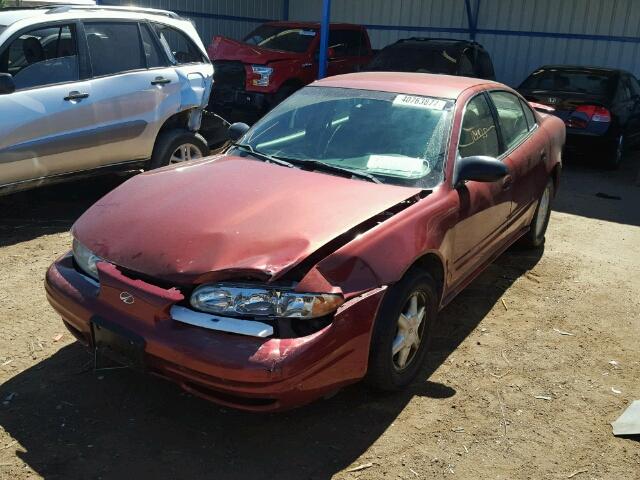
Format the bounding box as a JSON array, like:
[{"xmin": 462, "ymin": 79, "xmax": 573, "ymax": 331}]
[
  {"xmin": 240, "ymin": 86, "xmax": 454, "ymax": 188},
  {"xmin": 243, "ymin": 25, "xmax": 317, "ymax": 53},
  {"xmin": 520, "ymin": 69, "xmax": 616, "ymax": 95},
  {"xmin": 368, "ymin": 44, "xmax": 459, "ymax": 74}
]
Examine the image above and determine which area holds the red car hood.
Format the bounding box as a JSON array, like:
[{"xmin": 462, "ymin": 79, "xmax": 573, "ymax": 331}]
[
  {"xmin": 207, "ymin": 36, "xmax": 301, "ymax": 64},
  {"xmin": 72, "ymin": 156, "xmax": 421, "ymax": 285}
]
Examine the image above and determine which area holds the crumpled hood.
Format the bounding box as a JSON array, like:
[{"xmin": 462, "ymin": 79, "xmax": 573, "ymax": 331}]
[
  {"xmin": 72, "ymin": 156, "xmax": 421, "ymax": 285},
  {"xmin": 207, "ymin": 36, "xmax": 302, "ymax": 64}
]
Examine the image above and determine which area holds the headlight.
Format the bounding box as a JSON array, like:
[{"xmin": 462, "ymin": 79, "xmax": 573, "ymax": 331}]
[
  {"xmin": 72, "ymin": 238, "xmax": 101, "ymax": 280},
  {"xmin": 251, "ymin": 65, "xmax": 273, "ymax": 87},
  {"xmin": 190, "ymin": 283, "xmax": 343, "ymax": 319}
]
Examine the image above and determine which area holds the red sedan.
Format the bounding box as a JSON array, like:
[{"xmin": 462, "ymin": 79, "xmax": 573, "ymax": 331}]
[{"xmin": 45, "ymin": 72, "xmax": 565, "ymax": 411}]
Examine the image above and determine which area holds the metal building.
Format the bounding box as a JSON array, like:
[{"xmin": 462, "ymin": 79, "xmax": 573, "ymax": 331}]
[{"xmin": 103, "ymin": 0, "xmax": 640, "ymax": 86}]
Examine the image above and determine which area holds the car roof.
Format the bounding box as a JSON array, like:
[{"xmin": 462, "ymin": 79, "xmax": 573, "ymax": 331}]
[
  {"xmin": 534, "ymin": 65, "xmax": 623, "ymax": 76},
  {"xmin": 311, "ymin": 72, "xmax": 499, "ymax": 100},
  {"xmin": 263, "ymin": 21, "xmax": 365, "ymax": 30}
]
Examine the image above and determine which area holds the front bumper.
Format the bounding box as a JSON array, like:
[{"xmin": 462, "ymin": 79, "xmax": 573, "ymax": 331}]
[
  {"xmin": 45, "ymin": 254, "xmax": 385, "ymax": 411},
  {"xmin": 209, "ymin": 88, "xmax": 274, "ymax": 113}
]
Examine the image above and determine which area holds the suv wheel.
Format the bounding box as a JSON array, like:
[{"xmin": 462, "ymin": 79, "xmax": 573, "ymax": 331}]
[{"xmin": 150, "ymin": 129, "xmax": 209, "ymax": 169}]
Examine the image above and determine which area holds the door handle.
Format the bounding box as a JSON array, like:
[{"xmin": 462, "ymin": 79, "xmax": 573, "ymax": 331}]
[
  {"xmin": 64, "ymin": 91, "xmax": 89, "ymax": 101},
  {"xmin": 151, "ymin": 77, "xmax": 171, "ymax": 85},
  {"xmin": 502, "ymin": 174, "xmax": 513, "ymax": 190}
]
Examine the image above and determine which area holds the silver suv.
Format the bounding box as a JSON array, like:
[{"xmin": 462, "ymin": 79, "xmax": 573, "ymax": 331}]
[{"xmin": 0, "ymin": 5, "xmax": 214, "ymax": 194}]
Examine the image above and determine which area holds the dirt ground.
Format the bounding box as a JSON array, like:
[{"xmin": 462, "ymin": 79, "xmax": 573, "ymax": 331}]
[{"xmin": 0, "ymin": 156, "xmax": 639, "ymax": 480}]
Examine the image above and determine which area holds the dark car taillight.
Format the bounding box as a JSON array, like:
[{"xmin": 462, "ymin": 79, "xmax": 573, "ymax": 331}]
[{"xmin": 568, "ymin": 105, "xmax": 611, "ymax": 128}]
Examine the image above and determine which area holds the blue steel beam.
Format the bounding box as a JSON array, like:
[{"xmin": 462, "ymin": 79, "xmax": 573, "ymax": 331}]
[{"xmin": 318, "ymin": 0, "xmax": 331, "ymax": 79}]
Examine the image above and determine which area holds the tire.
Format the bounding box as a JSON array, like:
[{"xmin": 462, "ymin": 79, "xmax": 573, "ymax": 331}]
[
  {"xmin": 149, "ymin": 129, "xmax": 209, "ymax": 170},
  {"xmin": 521, "ymin": 177, "xmax": 554, "ymax": 248},
  {"xmin": 366, "ymin": 270, "xmax": 438, "ymax": 391},
  {"xmin": 605, "ymin": 133, "xmax": 624, "ymax": 170}
]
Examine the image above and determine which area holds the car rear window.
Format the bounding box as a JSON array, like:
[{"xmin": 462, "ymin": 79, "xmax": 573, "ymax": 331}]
[
  {"xmin": 520, "ymin": 69, "xmax": 616, "ymax": 96},
  {"xmin": 368, "ymin": 44, "xmax": 459, "ymax": 74},
  {"xmin": 243, "ymin": 25, "xmax": 317, "ymax": 53}
]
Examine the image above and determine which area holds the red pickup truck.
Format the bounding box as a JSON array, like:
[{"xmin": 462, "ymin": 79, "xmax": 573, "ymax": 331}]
[{"xmin": 207, "ymin": 22, "xmax": 373, "ymax": 115}]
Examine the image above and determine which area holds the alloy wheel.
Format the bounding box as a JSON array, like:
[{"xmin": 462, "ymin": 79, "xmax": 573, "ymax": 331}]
[
  {"xmin": 170, "ymin": 143, "xmax": 204, "ymax": 164},
  {"xmin": 391, "ymin": 291, "xmax": 427, "ymax": 371}
]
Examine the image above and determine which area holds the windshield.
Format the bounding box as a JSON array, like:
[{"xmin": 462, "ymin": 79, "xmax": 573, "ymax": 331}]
[
  {"xmin": 239, "ymin": 86, "xmax": 454, "ymax": 188},
  {"xmin": 368, "ymin": 44, "xmax": 459, "ymax": 74},
  {"xmin": 243, "ymin": 25, "xmax": 317, "ymax": 53},
  {"xmin": 520, "ymin": 69, "xmax": 616, "ymax": 96}
]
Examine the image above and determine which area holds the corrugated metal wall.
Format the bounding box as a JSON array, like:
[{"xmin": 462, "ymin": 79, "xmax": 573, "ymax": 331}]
[
  {"xmin": 109, "ymin": 0, "xmax": 640, "ymax": 86},
  {"xmin": 103, "ymin": 0, "xmax": 284, "ymax": 46},
  {"xmin": 288, "ymin": 0, "xmax": 640, "ymax": 86}
]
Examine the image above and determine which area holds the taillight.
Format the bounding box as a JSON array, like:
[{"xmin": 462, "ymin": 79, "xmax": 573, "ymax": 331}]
[{"xmin": 568, "ymin": 105, "xmax": 611, "ymax": 128}]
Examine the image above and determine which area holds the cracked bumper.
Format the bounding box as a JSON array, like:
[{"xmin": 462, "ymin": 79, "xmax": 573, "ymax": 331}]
[{"xmin": 45, "ymin": 254, "xmax": 385, "ymax": 411}]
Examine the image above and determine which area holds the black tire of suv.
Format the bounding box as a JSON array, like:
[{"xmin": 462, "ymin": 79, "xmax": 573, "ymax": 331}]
[
  {"xmin": 149, "ymin": 129, "xmax": 209, "ymax": 170},
  {"xmin": 365, "ymin": 270, "xmax": 438, "ymax": 391}
]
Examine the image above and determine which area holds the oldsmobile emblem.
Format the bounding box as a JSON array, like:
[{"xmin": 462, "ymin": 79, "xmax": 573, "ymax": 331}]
[{"xmin": 119, "ymin": 291, "xmax": 135, "ymax": 305}]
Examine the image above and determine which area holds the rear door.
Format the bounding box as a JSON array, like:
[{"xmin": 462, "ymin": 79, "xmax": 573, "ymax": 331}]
[
  {"xmin": 82, "ymin": 21, "xmax": 180, "ymax": 166},
  {"xmin": 0, "ymin": 21, "xmax": 96, "ymax": 186},
  {"xmin": 451, "ymin": 93, "xmax": 512, "ymax": 285},
  {"xmin": 488, "ymin": 90, "xmax": 548, "ymax": 228},
  {"xmin": 326, "ymin": 29, "xmax": 369, "ymax": 76}
]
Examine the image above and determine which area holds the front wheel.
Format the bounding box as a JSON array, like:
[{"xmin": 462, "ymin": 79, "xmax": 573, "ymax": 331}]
[
  {"xmin": 149, "ymin": 129, "xmax": 209, "ymax": 170},
  {"xmin": 521, "ymin": 178, "xmax": 554, "ymax": 248},
  {"xmin": 366, "ymin": 270, "xmax": 438, "ymax": 391}
]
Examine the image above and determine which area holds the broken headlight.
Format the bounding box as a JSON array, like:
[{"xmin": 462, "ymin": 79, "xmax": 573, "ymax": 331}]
[
  {"xmin": 190, "ymin": 283, "xmax": 343, "ymax": 319},
  {"xmin": 72, "ymin": 238, "xmax": 102, "ymax": 280}
]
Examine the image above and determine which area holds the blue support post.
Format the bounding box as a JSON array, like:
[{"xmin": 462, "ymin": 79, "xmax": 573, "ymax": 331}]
[
  {"xmin": 282, "ymin": 0, "xmax": 289, "ymax": 20},
  {"xmin": 318, "ymin": 0, "xmax": 331, "ymax": 79},
  {"xmin": 464, "ymin": 0, "xmax": 480, "ymax": 40}
]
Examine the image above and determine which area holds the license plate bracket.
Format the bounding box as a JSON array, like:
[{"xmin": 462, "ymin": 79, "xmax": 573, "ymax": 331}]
[{"xmin": 91, "ymin": 316, "xmax": 146, "ymax": 372}]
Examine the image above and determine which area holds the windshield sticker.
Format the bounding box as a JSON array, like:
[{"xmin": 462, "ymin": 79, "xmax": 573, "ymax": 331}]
[
  {"xmin": 299, "ymin": 30, "xmax": 317, "ymax": 36},
  {"xmin": 367, "ymin": 155, "xmax": 425, "ymax": 174},
  {"xmin": 393, "ymin": 95, "xmax": 447, "ymax": 110}
]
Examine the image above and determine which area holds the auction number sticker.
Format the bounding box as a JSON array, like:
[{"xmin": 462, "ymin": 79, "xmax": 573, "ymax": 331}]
[{"xmin": 393, "ymin": 95, "xmax": 446, "ymax": 110}]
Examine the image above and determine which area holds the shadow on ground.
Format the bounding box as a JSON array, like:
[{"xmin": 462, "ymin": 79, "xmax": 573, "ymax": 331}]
[
  {"xmin": 0, "ymin": 248, "xmax": 542, "ymax": 480},
  {"xmin": 0, "ymin": 174, "xmax": 132, "ymax": 247},
  {"xmin": 553, "ymin": 152, "xmax": 640, "ymax": 226}
]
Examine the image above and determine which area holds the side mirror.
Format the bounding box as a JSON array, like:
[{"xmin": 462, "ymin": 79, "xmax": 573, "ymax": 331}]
[
  {"xmin": 228, "ymin": 122, "xmax": 250, "ymax": 142},
  {"xmin": 453, "ymin": 155, "xmax": 508, "ymax": 187},
  {"xmin": 0, "ymin": 73, "xmax": 15, "ymax": 95}
]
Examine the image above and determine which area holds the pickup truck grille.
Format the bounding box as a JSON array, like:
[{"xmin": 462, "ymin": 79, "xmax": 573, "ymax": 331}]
[{"xmin": 213, "ymin": 61, "xmax": 246, "ymax": 90}]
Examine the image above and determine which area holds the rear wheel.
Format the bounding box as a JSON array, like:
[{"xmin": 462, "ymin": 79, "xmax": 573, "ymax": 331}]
[
  {"xmin": 149, "ymin": 129, "xmax": 209, "ymax": 169},
  {"xmin": 606, "ymin": 133, "xmax": 624, "ymax": 170},
  {"xmin": 521, "ymin": 178, "xmax": 554, "ymax": 248},
  {"xmin": 366, "ymin": 270, "xmax": 437, "ymax": 391}
]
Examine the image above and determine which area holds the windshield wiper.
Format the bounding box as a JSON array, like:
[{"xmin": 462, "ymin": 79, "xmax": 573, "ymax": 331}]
[
  {"xmin": 232, "ymin": 143, "xmax": 294, "ymax": 168},
  {"xmin": 282, "ymin": 158, "xmax": 382, "ymax": 184}
]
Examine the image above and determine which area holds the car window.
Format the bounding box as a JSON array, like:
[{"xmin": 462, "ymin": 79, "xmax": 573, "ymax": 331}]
[
  {"xmin": 458, "ymin": 49, "xmax": 475, "ymax": 76},
  {"xmin": 241, "ymin": 86, "xmax": 454, "ymax": 188},
  {"xmin": 85, "ymin": 22, "xmax": 145, "ymax": 77},
  {"xmin": 628, "ymin": 75, "xmax": 640, "ymax": 97},
  {"xmin": 367, "ymin": 43, "xmax": 459, "ymax": 75},
  {"xmin": 616, "ymin": 77, "xmax": 632, "ymax": 102},
  {"xmin": 243, "ymin": 25, "xmax": 316, "ymax": 53},
  {"xmin": 520, "ymin": 69, "xmax": 615, "ymax": 96},
  {"xmin": 489, "ymin": 91, "xmax": 529, "ymax": 152},
  {"xmin": 458, "ymin": 94, "xmax": 500, "ymax": 158},
  {"xmin": 152, "ymin": 23, "xmax": 205, "ymax": 64},
  {"xmin": 140, "ymin": 23, "xmax": 164, "ymax": 68},
  {"xmin": 329, "ymin": 30, "xmax": 365, "ymax": 57},
  {"xmin": 477, "ymin": 50, "xmax": 494, "ymax": 79},
  {"xmin": 0, "ymin": 24, "xmax": 79, "ymax": 90},
  {"xmin": 519, "ymin": 98, "xmax": 537, "ymax": 131}
]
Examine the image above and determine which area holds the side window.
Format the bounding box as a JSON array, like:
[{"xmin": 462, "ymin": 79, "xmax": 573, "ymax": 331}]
[
  {"xmin": 519, "ymin": 98, "xmax": 537, "ymax": 131},
  {"xmin": 140, "ymin": 24, "xmax": 164, "ymax": 68},
  {"xmin": 0, "ymin": 24, "xmax": 79, "ymax": 90},
  {"xmin": 459, "ymin": 94, "xmax": 500, "ymax": 158},
  {"xmin": 616, "ymin": 77, "xmax": 632, "ymax": 102},
  {"xmin": 152, "ymin": 24, "xmax": 205, "ymax": 64},
  {"xmin": 85, "ymin": 22, "xmax": 145, "ymax": 77},
  {"xmin": 328, "ymin": 30, "xmax": 363, "ymax": 57},
  {"xmin": 628, "ymin": 75, "xmax": 640, "ymax": 97},
  {"xmin": 489, "ymin": 91, "xmax": 529, "ymax": 152},
  {"xmin": 477, "ymin": 50, "xmax": 494, "ymax": 79},
  {"xmin": 458, "ymin": 49, "xmax": 475, "ymax": 77}
]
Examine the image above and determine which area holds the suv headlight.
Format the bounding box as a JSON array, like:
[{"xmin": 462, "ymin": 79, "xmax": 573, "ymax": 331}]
[
  {"xmin": 251, "ymin": 65, "xmax": 273, "ymax": 87},
  {"xmin": 190, "ymin": 283, "xmax": 343, "ymax": 319},
  {"xmin": 72, "ymin": 238, "xmax": 101, "ymax": 280}
]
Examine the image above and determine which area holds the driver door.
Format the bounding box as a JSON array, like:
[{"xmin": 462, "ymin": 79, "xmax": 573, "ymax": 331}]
[{"xmin": 450, "ymin": 93, "xmax": 512, "ymax": 285}]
